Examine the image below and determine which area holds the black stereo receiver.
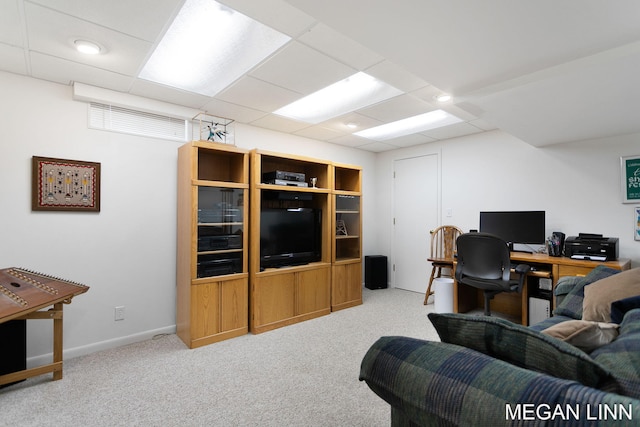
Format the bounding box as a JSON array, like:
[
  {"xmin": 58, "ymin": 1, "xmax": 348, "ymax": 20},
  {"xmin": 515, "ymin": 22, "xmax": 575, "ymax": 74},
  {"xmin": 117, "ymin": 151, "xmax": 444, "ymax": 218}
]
[
  {"xmin": 263, "ymin": 170, "xmax": 306, "ymax": 183},
  {"xmin": 198, "ymin": 234, "xmax": 242, "ymax": 251}
]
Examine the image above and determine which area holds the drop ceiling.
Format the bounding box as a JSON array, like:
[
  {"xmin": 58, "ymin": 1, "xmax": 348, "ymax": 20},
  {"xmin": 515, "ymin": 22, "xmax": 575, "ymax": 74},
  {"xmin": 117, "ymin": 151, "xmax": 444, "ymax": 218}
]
[{"xmin": 2, "ymin": 0, "xmax": 640, "ymax": 152}]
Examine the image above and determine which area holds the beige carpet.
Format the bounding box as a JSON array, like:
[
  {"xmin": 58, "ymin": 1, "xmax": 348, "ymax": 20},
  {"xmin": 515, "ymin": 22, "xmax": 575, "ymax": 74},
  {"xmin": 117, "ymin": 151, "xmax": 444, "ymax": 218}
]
[{"xmin": 0, "ymin": 287, "xmax": 439, "ymax": 427}]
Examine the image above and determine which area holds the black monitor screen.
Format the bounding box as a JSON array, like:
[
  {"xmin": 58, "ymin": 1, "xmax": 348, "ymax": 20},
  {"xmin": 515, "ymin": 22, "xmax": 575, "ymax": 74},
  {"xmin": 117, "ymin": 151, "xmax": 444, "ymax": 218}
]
[{"xmin": 479, "ymin": 211, "xmax": 546, "ymax": 245}]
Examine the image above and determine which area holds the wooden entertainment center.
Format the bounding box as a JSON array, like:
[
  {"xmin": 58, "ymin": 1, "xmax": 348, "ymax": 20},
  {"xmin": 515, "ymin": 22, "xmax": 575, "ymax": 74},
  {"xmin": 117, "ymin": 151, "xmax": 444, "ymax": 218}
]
[
  {"xmin": 176, "ymin": 142, "xmax": 362, "ymax": 348},
  {"xmin": 453, "ymin": 252, "xmax": 631, "ymax": 325}
]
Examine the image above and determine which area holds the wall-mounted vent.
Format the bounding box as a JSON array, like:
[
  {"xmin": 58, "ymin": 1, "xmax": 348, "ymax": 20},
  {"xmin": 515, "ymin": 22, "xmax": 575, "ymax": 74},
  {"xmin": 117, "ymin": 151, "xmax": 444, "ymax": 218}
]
[{"xmin": 89, "ymin": 103, "xmax": 187, "ymax": 141}]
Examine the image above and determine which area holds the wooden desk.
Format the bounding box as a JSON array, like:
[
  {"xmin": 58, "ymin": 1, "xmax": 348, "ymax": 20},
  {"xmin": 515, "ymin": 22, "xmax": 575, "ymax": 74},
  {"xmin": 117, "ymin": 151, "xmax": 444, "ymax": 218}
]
[
  {"xmin": 0, "ymin": 268, "xmax": 89, "ymax": 386},
  {"xmin": 453, "ymin": 253, "xmax": 630, "ymax": 325}
]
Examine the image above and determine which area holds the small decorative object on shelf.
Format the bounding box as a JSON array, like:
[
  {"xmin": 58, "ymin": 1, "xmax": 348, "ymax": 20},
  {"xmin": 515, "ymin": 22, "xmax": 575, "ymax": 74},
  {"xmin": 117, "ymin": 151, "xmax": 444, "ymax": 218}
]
[
  {"xmin": 336, "ymin": 219, "xmax": 348, "ymax": 236},
  {"xmin": 192, "ymin": 113, "xmax": 234, "ymax": 145}
]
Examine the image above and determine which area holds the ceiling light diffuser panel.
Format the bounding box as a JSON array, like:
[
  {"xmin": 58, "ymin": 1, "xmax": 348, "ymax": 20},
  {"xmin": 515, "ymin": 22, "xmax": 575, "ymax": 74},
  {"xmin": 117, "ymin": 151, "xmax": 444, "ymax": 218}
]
[
  {"xmin": 355, "ymin": 110, "xmax": 464, "ymax": 140},
  {"xmin": 274, "ymin": 72, "xmax": 403, "ymax": 124},
  {"xmin": 139, "ymin": 0, "xmax": 290, "ymax": 96}
]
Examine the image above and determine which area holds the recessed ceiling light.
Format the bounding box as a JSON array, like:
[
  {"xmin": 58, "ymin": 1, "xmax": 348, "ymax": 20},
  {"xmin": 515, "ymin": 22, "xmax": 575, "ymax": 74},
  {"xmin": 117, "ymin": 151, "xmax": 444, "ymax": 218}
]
[
  {"xmin": 354, "ymin": 109, "xmax": 463, "ymax": 141},
  {"xmin": 274, "ymin": 72, "xmax": 403, "ymax": 124},
  {"xmin": 346, "ymin": 122, "xmax": 358, "ymax": 129},
  {"xmin": 139, "ymin": 0, "xmax": 290, "ymax": 96},
  {"xmin": 74, "ymin": 40, "xmax": 101, "ymax": 55},
  {"xmin": 435, "ymin": 94, "xmax": 452, "ymax": 102}
]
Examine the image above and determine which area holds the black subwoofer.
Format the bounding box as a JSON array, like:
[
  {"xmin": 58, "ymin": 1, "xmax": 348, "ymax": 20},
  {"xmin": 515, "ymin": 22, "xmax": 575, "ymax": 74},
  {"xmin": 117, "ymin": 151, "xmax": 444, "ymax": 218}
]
[
  {"xmin": 0, "ymin": 319, "xmax": 26, "ymax": 388},
  {"xmin": 365, "ymin": 255, "xmax": 388, "ymax": 289}
]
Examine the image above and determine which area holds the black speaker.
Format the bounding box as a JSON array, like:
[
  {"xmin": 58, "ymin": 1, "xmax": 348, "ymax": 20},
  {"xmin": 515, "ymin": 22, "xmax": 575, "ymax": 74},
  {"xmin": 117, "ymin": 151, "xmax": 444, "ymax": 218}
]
[
  {"xmin": 365, "ymin": 255, "xmax": 388, "ymax": 289},
  {"xmin": 0, "ymin": 319, "xmax": 27, "ymax": 388}
]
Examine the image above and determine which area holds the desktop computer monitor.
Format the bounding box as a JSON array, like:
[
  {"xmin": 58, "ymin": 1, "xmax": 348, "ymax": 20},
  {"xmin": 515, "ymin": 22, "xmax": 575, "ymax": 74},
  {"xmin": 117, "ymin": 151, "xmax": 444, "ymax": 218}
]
[{"xmin": 479, "ymin": 210, "xmax": 546, "ymax": 251}]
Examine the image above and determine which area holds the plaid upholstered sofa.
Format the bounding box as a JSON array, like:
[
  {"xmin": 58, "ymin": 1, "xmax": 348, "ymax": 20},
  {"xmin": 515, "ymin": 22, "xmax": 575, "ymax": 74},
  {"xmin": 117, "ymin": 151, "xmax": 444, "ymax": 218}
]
[{"xmin": 360, "ymin": 266, "xmax": 640, "ymax": 426}]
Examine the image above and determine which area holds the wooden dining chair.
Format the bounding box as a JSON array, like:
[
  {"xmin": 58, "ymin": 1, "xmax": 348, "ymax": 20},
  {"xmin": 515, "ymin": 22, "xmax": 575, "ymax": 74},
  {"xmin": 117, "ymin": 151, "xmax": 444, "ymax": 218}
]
[{"xmin": 424, "ymin": 225, "xmax": 463, "ymax": 304}]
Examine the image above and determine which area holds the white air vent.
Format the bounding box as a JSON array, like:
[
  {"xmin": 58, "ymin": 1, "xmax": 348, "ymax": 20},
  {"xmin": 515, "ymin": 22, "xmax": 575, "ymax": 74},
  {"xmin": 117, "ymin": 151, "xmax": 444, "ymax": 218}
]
[{"xmin": 89, "ymin": 103, "xmax": 187, "ymax": 141}]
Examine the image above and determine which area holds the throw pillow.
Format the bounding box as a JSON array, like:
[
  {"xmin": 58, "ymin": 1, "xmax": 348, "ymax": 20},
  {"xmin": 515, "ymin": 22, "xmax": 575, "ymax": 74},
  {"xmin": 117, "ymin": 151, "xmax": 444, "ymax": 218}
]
[
  {"xmin": 541, "ymin": 320, "xmax": 619, "ymax": 353},
  {"xmin": 583, "ymin": 268, "xmax": 640, "ymax": 322},
  {"xmin": 552, "ymin": 266, "xmax": 620, "ymax": 319},
  {"xmin": 428, "ymin": 312, "xmax": 618, "ymax": 391},
  {"xmin": 611, "ymin": 295, "xmax": 640, "ymax": 324}
]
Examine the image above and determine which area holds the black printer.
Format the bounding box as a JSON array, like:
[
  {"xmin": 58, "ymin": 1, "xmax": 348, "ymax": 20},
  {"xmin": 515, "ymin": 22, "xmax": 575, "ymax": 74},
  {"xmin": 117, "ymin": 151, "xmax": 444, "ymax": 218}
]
[{"xmin": 564, "ymin": 233, "xmax": 619, "ymax": 261}]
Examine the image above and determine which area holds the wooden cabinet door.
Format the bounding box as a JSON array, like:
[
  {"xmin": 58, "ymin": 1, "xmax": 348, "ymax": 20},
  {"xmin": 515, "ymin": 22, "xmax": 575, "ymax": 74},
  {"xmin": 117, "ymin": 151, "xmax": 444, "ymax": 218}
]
[
  {"xmin": 253, "ymin": 273, "xmax": 295, "ymax": 327},
  {"xmin": 332, "ymin": 261, "xmax": 362, "ymax": 310},
  {"xmin": 296, "ymin": 267, "xmax": 330, "ymax": 315},
  {"xmin": 220, "ymin": 277, "xmax": 248, "ymax": 332},
  {"xmin": 190, "ymin": 281, "xmax": 220, "ymax": 340}
]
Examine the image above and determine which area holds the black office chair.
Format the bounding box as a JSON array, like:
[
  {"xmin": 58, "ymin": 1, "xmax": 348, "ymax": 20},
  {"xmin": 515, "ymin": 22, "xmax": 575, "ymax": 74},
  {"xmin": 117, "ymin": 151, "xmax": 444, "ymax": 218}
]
[{"xmin": 455, "ymin": 232, "xmax": 531, "ymax": 316}]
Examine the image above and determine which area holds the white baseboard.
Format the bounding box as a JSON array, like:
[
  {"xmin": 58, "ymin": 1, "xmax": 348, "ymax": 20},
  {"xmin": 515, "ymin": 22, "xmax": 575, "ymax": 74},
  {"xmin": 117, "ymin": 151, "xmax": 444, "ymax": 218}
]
[{"xmin": 26, "ymin": 325, "xmax": 177, "ymax": 368}]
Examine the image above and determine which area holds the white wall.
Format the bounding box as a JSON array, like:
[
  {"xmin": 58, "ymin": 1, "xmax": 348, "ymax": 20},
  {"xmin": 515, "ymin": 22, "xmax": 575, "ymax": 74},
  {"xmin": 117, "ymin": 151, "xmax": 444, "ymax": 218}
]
[
  {"xmin": 0, "ymin": 72, "xmax": 375, "ymax": 363},
  {"xmin": 3, "ymin": 69, "xmax": 638, "ymax": 363},
  {"xmin": 375, "ymin": 129, "xmax": 640, "ymax": 283}
]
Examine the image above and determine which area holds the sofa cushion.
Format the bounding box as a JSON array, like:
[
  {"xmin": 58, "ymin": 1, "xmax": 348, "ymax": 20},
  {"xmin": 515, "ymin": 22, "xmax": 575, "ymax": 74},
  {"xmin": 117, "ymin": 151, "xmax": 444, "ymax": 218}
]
[
  {"xmin": 591, "ymin": 308, "xmax": 640, "ymax": 399},
  {"xmin": 611, "ymin": 295, "xmax": 640, "ymax": 324},
  {"xmin": 583, "ymin": 268, "xmax": 640, "ymax": 322},
  {"xmin": 552, "ymin": 266, "xmax": 620, "ymax": 319},
  {"xmin": 428, "ymin": 312, "xmax": 619, "ymax": 391},
  {"xmin": 541, "ymin": 319, "xmax": 619, "ymax": 353}
]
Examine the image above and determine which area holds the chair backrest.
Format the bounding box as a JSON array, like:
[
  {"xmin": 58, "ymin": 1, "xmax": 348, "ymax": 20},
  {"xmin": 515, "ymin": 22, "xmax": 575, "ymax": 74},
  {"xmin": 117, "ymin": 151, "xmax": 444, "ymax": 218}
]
[
  {"xmin": 455, "ymin": 232, "xmax": 511, "ymax": 281},
  {"xmin": 430, "ymin": 225, "xmax": 463, "ymax": 260}
]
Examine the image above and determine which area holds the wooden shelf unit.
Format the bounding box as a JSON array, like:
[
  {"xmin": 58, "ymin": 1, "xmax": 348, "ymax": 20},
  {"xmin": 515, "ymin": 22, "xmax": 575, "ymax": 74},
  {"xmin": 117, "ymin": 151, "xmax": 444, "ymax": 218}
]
[
  {"xmin": 331, "ymin": 163, "xmax": 363, "ymax": 311},
  {"xmin": 176, "ymin": 141, "xmax": 249, "ymax": 348},
  {"xmin": 249, "ymin": 150, "xmax": 333, "ymax": 334}
]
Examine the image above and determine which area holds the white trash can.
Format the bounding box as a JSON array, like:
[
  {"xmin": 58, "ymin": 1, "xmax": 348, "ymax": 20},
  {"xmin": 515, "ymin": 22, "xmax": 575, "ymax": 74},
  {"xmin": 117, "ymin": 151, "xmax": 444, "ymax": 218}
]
[{"xmin": 433, "ymin": 278, "xmax": 454, "ymax": 313}]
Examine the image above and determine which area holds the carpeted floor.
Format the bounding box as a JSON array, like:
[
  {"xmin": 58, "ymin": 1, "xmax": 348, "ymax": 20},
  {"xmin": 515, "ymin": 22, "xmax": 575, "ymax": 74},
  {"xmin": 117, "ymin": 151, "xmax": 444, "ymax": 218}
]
[{"xmin": 0, "ymin": 287, "xmax": 439, "ymax": 427}]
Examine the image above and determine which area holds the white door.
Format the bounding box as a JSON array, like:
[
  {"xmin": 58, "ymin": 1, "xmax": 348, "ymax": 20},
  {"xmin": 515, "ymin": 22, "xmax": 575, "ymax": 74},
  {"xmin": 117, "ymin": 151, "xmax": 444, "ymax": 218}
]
[{"xmin": 392, "ymin": 154, "xmax": 439, "ymax": 293}]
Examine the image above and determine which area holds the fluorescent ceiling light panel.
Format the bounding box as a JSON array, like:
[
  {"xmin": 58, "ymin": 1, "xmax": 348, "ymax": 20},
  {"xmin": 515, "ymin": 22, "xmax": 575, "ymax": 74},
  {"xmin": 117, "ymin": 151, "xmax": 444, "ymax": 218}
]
[
  {"xmin": 139, "ymin": 0, "xmax": 290, "ymax": 96},
  {"xmin": 274, "ymin": 72, "xmax": 403, "ymax": 124},
  {"xmin": 354, "ymin": 109, "xmax": 464, "ymax": 140}
]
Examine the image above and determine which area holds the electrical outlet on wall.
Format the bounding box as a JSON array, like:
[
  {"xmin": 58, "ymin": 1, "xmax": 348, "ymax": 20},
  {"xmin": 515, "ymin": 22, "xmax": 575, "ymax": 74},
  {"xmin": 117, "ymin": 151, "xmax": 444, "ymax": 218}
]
[{"xmin": 114, "ymin": 306, "xmax": 125, "ymax": 321}]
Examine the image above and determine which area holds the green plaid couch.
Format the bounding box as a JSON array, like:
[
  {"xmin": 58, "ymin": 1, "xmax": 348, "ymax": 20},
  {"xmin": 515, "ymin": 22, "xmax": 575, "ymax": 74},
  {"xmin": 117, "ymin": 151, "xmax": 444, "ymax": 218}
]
[{"xmin": 360, "ymin": 270, "xmax": 640, "ymax": 426}]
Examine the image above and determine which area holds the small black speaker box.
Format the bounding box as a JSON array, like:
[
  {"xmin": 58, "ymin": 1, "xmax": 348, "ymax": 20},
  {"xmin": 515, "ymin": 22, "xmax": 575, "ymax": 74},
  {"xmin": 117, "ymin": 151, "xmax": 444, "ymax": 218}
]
[
  {"xmin": 365, "ymin": 255, "xmax": 388, "ymax": 289},
  {"xmin": 0, "ymin": 319, "xmax": 26, "ymax": 388}
]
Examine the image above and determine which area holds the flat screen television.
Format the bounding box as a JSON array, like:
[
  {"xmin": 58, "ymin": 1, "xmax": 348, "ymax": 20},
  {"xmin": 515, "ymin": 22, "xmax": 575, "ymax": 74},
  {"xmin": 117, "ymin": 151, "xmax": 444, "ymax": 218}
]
[
  {"xmin": 479, "ymin": 210, "xmax": 546, "ymax": 251},
  {"xmin": 260, "ymin": 207, "xmax": 322, "ymax": 269}
]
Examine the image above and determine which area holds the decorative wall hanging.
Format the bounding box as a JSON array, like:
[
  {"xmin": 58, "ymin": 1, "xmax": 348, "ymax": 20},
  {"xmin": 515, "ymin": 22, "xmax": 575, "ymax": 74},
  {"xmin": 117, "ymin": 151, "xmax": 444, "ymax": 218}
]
[
  {"xmin": 32, "ymin": 156, "xmax": 101, "ymax": 212},
  {"xmin": 192, "ymin": 113, "xmax": 234, "ymax": 145},
  {"xmin": 621, "ymin": 155, "xmax": 640, "ymax": 203},
  {"xmin": 635, "ymin": 206, "xmax": 640, "ymax": 241}
]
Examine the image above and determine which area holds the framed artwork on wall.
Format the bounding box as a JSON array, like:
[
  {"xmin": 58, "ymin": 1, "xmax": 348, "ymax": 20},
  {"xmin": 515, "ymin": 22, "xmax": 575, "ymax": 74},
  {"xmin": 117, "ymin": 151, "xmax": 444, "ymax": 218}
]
[
  {"xmin": 32, "ymin": 156, "xmax": 101, "ymax": 212},
  {"xmin": 635, "ymin": 206, "xmax": 640, "ymax": 241},
  {"xmin": 621, "ymin": 155, "xmax": 640, "ymax": 203}
]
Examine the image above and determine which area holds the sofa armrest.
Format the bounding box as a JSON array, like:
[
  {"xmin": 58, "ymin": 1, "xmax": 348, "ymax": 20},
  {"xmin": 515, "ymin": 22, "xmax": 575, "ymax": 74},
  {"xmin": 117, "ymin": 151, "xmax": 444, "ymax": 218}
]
[{"xmin": 360, "ymin": 336, "xmax": 640, "ymax": 427}]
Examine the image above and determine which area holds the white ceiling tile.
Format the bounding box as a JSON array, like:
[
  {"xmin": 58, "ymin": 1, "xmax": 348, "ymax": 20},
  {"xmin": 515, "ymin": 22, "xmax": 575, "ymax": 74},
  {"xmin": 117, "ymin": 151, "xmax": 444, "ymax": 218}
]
[
  {"xmin": 353, "ymin": 141, "xmax": 398, "ymax": 152},
  {"xmin": 365, "ymin": 60, "xmax": 429, "ymax": 93},
  {"xmin": 218, "ymin": 0, "xmax": 316, "ymax": 38},
  {"xmin": 328, "ymin": 133, "xmax": 373, "ymax": 148},
  {"xmin": 27, "ymin": 0, "xmax": 183, "ymax": 41},
  {"xmin": 0, "ymin": 0, "xmax": 24, "ymax": 47},
  {"xmin": 420, "ymin": 122, "xmax": 484, "ymax": 140},
  {"xmin": 0, "ymin": 43, "xmax": 28, "ymax": 75},
  {"xmin": 199, "ymin": 98, "xmax": 269, "ymax": 124},
  {"xmin": 294, "ymin": 125, "xmax": 345, "ymax": 140},
  {"xmin": 30, "ymin": 52, "xmax": 135, "ymax": 90},
  {"xmin": 130, "ymin": 79, "xmax": 213, "ymax": 110},
  {"xmin": 250, "ymin": 41, "xmax": 355, "ymax": 95},
  {"xmin": 356, "ymin": 94, "xmax": 433, "ymax": 122},
  {"xmin": 216, "ymin": 76, "xmax": 301, "ymax": 112},
  {"xmin": 319, "ymin": 112, "xmax": 382, "ymax": 134},
  {"xmin": 250, "ymin": 113, "xmax": 310, "ymax": 133},
  {"xmin": 25, "ymin": 3, "xmax": 153, "ymax": 75},
  {"xmin": 298, "ymin": 23, "xmax": 383, "ymax": 70}
]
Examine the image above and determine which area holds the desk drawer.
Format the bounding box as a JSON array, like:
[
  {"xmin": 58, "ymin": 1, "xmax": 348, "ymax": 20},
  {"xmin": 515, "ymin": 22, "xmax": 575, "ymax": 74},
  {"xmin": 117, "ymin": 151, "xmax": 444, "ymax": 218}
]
[{"xmin": 558, "ymin": 265, "xmax": 593, "ymax": 278}]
